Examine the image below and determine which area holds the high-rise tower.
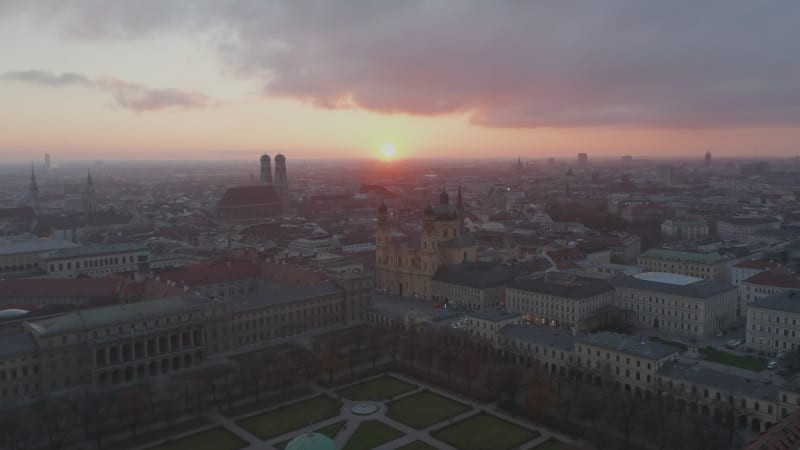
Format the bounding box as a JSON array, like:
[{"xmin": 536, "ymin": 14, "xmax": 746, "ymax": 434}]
[
  {"xmin": 705, "ymin": 149, "xmax": 712, "ymax": 166},
  {"xmin": 29, "ymin": 165, "xmax": 39, "ymax": 213},
  {"xmin": 260, "ymin": 154, "xmax": 273, "ymax": 185},
  {"xmin": 274, "ymin": 153, "xmax": 288, "ymax": 199},
  {"xmin": 44, "ymin": 153, "xmax": 51, "ymax": 174}
]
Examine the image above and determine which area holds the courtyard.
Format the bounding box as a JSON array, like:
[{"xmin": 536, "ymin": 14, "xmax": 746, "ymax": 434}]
[{"xmin": 124, "ymin": 372, "xmax": 583, "ymax": 450}]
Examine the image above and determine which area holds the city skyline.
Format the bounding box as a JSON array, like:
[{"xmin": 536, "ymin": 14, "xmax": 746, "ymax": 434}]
[{"xmin": 1, "ymin": 1, "xmax": 800, "ymax": 161}]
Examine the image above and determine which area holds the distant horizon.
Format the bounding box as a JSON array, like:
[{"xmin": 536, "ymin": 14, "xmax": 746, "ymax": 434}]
[{"xmin": 1, "ymin": 2, "xmax": 799, "ymax": 161}]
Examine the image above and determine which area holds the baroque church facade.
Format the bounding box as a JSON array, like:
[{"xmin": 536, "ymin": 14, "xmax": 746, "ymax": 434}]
[{"xmin": 375, "ymin": 187, "xmax": 478, "ymax": 299}]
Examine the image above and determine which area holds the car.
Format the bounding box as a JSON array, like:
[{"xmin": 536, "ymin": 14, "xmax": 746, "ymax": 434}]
[
  {"xmin": 725, "ymin": 339, "xmax": 742, "ymax": 349},
  {"xmin": 768, "ymin": 360, "xmax": 778, "ymax": 370}
]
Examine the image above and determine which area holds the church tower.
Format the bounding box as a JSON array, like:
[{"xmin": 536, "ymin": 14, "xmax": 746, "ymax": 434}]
[
  {"xmin": 274, "ymin": 153, "xmax": 288, "ymax": 200},
  {"xmin": 29, "ymin": 165, "xmax": 39, "ymax": 213},
  {"xmin": 456, "ymin": 186, "xmax": 465, "ymax": 234},
  {"xmin": 85, "ymin": 169, "xmax": 96, "ymax": 215},
  {"xmin": 260, "ymin": 154, "xmax": 273, "ymax": 184}
]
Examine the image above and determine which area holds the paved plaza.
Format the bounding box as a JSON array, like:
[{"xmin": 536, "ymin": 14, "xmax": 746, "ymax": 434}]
[{"xmin": 127, "ymin": 372, "xmax": 586, "ymax": 450}]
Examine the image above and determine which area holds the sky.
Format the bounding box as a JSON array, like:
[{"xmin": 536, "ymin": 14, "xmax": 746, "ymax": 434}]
[{"xmin": 0, "ymin": 1, "xmax": 799, "ymax": 161}]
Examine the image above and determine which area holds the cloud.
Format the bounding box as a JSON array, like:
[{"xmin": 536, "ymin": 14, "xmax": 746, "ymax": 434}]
[
  {"xmin": 5, "ymin": 1, "xmax": 800, "ymax": 128},
  {"xmin": 1, "ymin": 69, "xmax": 210, "ymax": 112},
  {"xmin": 0, "ymin": 70, "xmax": 92, "ymax": 86},
  {"xmin": 98, "ymin": 78, "xmax": 210, "ymax": 111}
]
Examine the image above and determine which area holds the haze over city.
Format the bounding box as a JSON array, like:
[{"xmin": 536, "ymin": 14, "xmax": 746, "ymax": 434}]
[
  {"xmin": 1, "ymin": 1, "xmax": 800, "ymax": 161},
  {"xmin": 5, "ymin": 3, "xmax": 800, "ymax": 450}
]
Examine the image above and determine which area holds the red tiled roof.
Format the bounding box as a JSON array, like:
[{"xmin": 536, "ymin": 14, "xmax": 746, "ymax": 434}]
[
  {"xmin": 0, "ymin": 276, "xmax": 125, "ymax": 299},
  {"xmin": 157, "ymin": 261, "xmax": 262, "ymax": 287},
  {"xmin": 0, "ymin": 207, "xmax": 35, "ymax": 219},
  {"xmin": 743, "ymin": 409, "xmax": 800, "ymax": 450},
  {"xmin": 735, "ymin": 259, "xmax": 787, "ymax": 270},
  {"xmin": 744, "ymin": 271, "xmax": 800, "ymax": 289},
  {"xmin": 261, "ymin": 261, "xmax": 326, "ymax": 284},
  {"xmin": 546, "ymin": 247, "xmax": 586, "ymax": 263},
  {"xmin": 217, "ymin": 185, "xmax": 279, "ymax": 208}
]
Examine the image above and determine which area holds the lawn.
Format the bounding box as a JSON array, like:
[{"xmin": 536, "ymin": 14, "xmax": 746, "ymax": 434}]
[
  {"xmin": 337, "ymin": 375, "xmax": 417, "ymax": 401},
  {"xmin": 432, "ymin": 413, "xmax": 540, "ymax": 450},
  {"xmin": 531, "ymin": 437, "xmax": 583, "ymax": 450},
  {"xmin": 343, "ymin": 420, "xmax": 404, "ymax": 450},
  {"xmin": 147, "ymin": 426, "xmax": 247, "ymax": 450},
  {"xmin": 396, "ymin": 441, "xmax": 439, "ymax": 450},
  {"xmin": 273, "ymin": 420, "xmax": 347, "ymax": 450},
  {"xmin": 107, "ymin": 417, "xmax": 214, "ymax": 450},
  {"xmin": 699, "ymin": 346, "xmax": 766, "ymax": 371},
  {"xmin": 236, "ymin": 395, "xmax": 342, "ymax": 440},
  {"xmin": 387, "ymin": 390, "xmax": 471, "ymax": 429}
]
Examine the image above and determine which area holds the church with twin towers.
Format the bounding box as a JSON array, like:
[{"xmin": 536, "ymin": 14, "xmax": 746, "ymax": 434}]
[{"xmin": 215, "ymin": 153, "xmax": 289, "ymax": 223}]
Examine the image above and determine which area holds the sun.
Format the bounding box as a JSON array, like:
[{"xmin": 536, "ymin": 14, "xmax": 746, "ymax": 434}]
[{"xmin": 380, "ymin": 142, "xmax": 397, "ymax": 160}]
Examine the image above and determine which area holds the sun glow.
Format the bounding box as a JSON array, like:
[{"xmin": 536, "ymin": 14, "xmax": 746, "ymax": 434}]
[{"xmin": 380, "ymin": 142, "xmax": 397, "ymax": 160}]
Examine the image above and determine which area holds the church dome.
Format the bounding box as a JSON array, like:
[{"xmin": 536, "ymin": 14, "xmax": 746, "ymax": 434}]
[
  {"xmin": 285, "ymin": 432, "xmax": 338, "ymax": 450},
  {"xmin": 261, "ymin": 154, "xmax": 270, "ymax": 162},
  {"xmin": 275, "ymin": 153, "xmax": 286, "ymax": 163}
]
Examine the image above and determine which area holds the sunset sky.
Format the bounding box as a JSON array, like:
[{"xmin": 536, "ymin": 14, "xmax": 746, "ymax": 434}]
[{"xmin": 1, "ymin": 1, "xmax": 799, "ymax": 161}]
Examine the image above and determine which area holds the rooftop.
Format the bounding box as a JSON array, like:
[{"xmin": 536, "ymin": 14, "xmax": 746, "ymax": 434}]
[
  {"xmin": 433, "ymin": 262, "xmax": 523, "ymax": 289},
  {"xmin": 498, "ymin": 324, "xmax": 577, "ymax": 351},
  {"xmin": 744, "ymin": 271, "xmax": 800, "ymax": 289},
  {"xmin": 658, "ymin": 360, "xmax": 779, "ymax": 401},
  {"xmin": 577, "ymin": 332, "xmax": 678, "ymax": 360},
  {"xmin": 633, "ymin": 272, "xmax": 703, "ymax": 286},
  {"xmin": 640, "ymin": 248, "xmax": 729, "ymax": 264},
  {"xmin": 0, "ymin": 238, "xmax": 79, "ymax": 256},
  {"xmin": 613, "ymin": 274, "xmax": 735, "ymax": 299},
  {"xmin": 47, "ymin": 243, "xmax": 147, "ymax": 260},
  {"xmin": 509, "ymin": 272, "xmax": 614, "ymax": 300},
  {"xmin": 750, "ymin": 290, "xmax": 800, "ymax": 314},
  {"xmin": 25, "ymin": 296, "xmax": 214, "ymax": 336},
  {"xmin": 230, "ymin": 281, "xmax": 342, "ymax": 311},
  {"xmin": 468, "ymin": 307, "xmax": 520, "ymax": 322},
  {"xmin": 217, "ymin": 185, "xmax": 279, "ymax": 208}
]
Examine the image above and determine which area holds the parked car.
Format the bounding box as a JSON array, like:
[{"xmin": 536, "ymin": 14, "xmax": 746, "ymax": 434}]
[
  {"xmin": 768, "ymin": 360, "xmax": 778, "ymax": 370},
  {"xmin": 725, "ymin": 339, "xmax": 742, "ymax": 349}
]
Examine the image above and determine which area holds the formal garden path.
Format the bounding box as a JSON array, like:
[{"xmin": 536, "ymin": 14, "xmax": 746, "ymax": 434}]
[{"xmin": 124, "ymin": 371, "xmax": 587, "ymax": 450}]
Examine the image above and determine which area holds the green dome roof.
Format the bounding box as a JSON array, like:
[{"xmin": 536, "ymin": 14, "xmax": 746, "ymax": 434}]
[{"xmin": 285, "ymin": 432, "xmax": 338, "ymax": 450}]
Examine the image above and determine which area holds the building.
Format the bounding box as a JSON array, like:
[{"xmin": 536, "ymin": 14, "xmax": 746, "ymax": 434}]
[
  {"xmin": 741, "ymin": 271, "xmax": 800, "ymax": 312},
  {"xmin": 505, "ymin": 272, "xmax": 615, "ymax": 328},
  {"xmin": 216, "ymin": 156, "xmax": 284, "ymax": 223},
  {"xmin": 613, "ymin": 272, "xmax": 737, "ymax": 338},
  {"xmin": 465, "ymin": 308, "xmax": 522, "ymax": 341},
  {"xmin": 742, "ymin": 409, "xmax": 800, "ymax": 450},
  {"xmin": 0, "ymin": 237, "xmax": 80, "ymax": 278},
  {"xmin": 657, "ymin": 360, "xmax": 780, "ymax": 433},
  {"xmin": 637, "ymin": 248, "xmax": 730, "ymax": 281},
  {"xmin": 717, "ymin": 216, "xmax": 781, "ymax": 241},
  {"xmin": 577, "ymin": 153, "xmax": 588, "ymax": 165},
  {"xmin": 274, "ymin": 153, "xmax": 288, "ymax": 201},
  {"xmin": 45, "ymin": 243, "xmax": 150, "ymax": 278},
  {"xmin": 661, "ymin": 218, "xmax": 709, "ymax": 241},
  {"xmin": 746, "ymin": 290, "xmax": 800, "ymax": 353},
  {"xmin": 260, "ymin": 153, "xmax": 273, "ymax": 185},
  {"xmin": 432, "ymin": 262, "xmax": 524, "ymax": 309},
  {"xmin": 577, "ymin": 332, "xmax": 678, "ymax": 394},
  {"xmin": 0, "ymin": 267, "xmax": 372, "ymax": 405},
  {"xmin": 375, "ymin": 188, "xmax": 478, "ymax": 298}
]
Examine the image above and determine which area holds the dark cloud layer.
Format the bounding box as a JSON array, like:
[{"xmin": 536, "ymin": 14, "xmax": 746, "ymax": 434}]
[
  {"xmin": 0, "ymin": 69, "xmax": 210, "ymax": 112},
  {"xmin": 4, "ymin": 1, "xmax": 800, "ymax": 127}
]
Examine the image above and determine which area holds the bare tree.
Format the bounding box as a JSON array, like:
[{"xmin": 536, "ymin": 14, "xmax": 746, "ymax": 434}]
[
  {"xmin": 523, "ymin": 365, "xmax": 558, "ymax": 416},
  {"xmin": 456, "ymin": 347, "xmax": 482, "ymax": 392},
  {"xmin": 116, "ymin": 386, "xmax": 150, "ymax": 440},
  {"xmin": 319, "ymin": 334, "xmax": 344, "ymax": 383}
]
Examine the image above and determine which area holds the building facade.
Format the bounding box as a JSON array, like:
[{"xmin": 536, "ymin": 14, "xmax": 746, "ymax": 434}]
[
  {"xmin": 375, "ymin": 188, "xmax": 477, "ymax": 299},
  {"xmin": 746, "ymin": 290, "xmax": 800, "ymax": 353},
  {"xmin": 614, "ymin": 272, "xmax": 737, "ymax": 339},
  {"xmin": 637, "ymin": 248, "xmax": 730, "ymax": 281}
]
